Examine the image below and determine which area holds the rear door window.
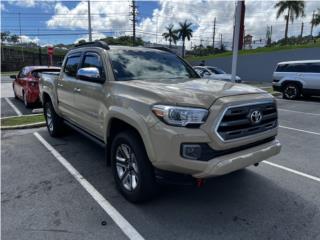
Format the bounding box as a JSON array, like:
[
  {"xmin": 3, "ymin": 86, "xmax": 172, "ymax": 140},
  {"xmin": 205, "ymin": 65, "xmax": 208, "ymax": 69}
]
[
  {"xmin": 64, "ymin": 55, "xmax": 81, "ymax": 77},
  {"xmin": 307, "ymin": 63, "xmax": 320, "ymax": 73},
  {"xmin": 18, "ymin": 67, "xmax": 29, "ymax": 78}
]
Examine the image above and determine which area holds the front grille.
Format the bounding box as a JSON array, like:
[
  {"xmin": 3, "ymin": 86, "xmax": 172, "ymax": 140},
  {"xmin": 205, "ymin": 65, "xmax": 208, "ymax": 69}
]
[{"xmin": 217, "ymin": 102, "xmax": 277, "ymax": 141}]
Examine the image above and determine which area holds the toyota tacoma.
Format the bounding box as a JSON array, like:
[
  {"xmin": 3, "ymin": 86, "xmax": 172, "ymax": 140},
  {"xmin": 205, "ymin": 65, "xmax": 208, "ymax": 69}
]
[{"xmin": 39, "ymin": 41, "xmax": 281, "ymax": 202}]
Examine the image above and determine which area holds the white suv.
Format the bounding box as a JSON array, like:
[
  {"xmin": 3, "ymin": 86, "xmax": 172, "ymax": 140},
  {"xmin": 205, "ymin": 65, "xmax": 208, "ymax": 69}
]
[{"xmin": 272, "ymin": 60, "xmax": 320, "ymax": 99}]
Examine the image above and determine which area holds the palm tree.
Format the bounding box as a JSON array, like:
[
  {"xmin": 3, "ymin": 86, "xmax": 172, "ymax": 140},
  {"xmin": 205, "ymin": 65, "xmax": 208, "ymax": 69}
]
[
  {"xmin": 274, "ymin": 1, "xmax": 305, "ymax": 42},
  {"xmin": 311, "ymin": 8, "xmax": 320, "ymax": 27},
  {"xmin": 162, "ymin": 24, "xmax": 179, "ymax": 48},
  {"xmin": 177, "ymin": 20, "xmax": 193, "ymax": 58}
]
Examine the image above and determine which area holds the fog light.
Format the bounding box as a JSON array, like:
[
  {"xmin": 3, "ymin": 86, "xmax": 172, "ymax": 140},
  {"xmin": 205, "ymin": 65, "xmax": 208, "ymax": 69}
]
[{"xmin": 181, "ymin": 144, "xmax": 202, "ymax": 160}]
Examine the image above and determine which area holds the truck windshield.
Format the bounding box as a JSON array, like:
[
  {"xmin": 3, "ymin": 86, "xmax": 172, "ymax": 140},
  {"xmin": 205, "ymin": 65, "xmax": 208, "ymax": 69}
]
[{"xmin": 109, "ymin": 49, "xmax": 199, "ymax": 81}]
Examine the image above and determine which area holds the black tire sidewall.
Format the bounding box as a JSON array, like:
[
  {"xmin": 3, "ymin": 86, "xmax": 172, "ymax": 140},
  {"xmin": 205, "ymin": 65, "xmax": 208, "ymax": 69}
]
[
  {"xmin": 283, "ymin": 83, "xmax": 300, "ymax": 100},
  {"xmin": 44, "ymin": 101, "xmax": 63, "ymax": 137},
  {"xmin": 111, "ymin": 131, "xmax": 156, "ymax": 203}
]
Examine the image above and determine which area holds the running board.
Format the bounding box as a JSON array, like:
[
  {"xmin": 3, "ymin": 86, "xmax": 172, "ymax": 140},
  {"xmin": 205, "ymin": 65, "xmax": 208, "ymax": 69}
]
[{"xmin": 64, "ymin": 121, "xmax": 105, "ymax": 148}]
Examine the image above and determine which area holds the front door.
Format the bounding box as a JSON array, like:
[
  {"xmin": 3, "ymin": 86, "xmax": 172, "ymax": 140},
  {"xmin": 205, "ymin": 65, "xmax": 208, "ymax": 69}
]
[{"xmin": 72, "ymin": 51, "xmax": 107, "ymax": 139}]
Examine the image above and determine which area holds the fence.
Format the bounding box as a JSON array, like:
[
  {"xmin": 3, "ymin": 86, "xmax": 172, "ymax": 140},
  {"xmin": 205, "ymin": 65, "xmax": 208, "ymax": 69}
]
[{"xmin": 1, "ymin": 47, "xmax": 65, "ymax": 72}]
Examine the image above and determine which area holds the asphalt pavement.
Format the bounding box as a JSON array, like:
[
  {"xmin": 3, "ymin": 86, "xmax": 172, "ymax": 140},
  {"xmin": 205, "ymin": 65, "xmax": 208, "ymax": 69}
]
[{"xmin": 2, "ymin": 97, "xmax": 320, "ymax": 240}]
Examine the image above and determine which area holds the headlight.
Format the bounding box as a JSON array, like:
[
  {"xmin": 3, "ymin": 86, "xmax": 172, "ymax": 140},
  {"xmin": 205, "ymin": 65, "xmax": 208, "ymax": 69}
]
[{"xmin": 152, "ymin": 105, "xmax": 208, "ymax": 127}]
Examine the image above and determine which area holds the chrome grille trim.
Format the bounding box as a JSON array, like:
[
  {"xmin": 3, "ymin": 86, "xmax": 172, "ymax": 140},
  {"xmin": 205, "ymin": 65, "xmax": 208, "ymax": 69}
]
[{"xmin": 215, "ymin": 101, "xmax": 278, "ymax": 142}]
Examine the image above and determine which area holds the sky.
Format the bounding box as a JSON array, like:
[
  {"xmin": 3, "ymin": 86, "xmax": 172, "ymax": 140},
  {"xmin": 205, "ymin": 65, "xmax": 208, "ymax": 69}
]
[{"xmin": 1, "ymin": 0, "xmax": 320, "ymax": 49}]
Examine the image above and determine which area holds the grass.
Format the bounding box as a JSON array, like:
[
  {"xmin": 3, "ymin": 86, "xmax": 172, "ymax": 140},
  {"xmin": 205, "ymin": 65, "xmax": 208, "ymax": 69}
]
[
  {"xmin": 1, "ymin": 71, "xmax": 19, "ymax": 76},
  {"xmin": 1, "ymin": 114, "xmax": 45, "ymax": 127},
  {"xmin": 186, "ymin": 41, "xmax": 320, "ymax": 62}
]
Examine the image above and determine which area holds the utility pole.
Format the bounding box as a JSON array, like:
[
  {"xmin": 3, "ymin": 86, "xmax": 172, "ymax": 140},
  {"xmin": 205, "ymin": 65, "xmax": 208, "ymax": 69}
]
[
  {"xmin": 18, "ymin": 12, "xmax": 24, "ymax": 61},
  {"xmin": 238, "ymin": 0, "xmax": 245, "ymax": 50},
  {"xmin": 88, "ymin": 0, "xmax": 92, "ymax": 42},
  {"xmin": 38, "ymin": 28, "xmax": 42, "ymax": 65},
  {"xmin": 310, "ymin": 10, "xmax": 315, "ymax": 36},
  {"xmin": 220, "ymin": 33, "xmax": 223, "ymax": 50},
  {"xmin": 231, "ymin": 1, "xmax": 242, "ymax": 83},
  {"xmin": 156, "ymin": 14, "xmax": 158, "ymax": 44},
  {"xmin": 300, "ymin": 22, "xmax": 304, "ymax": 39},
  {"xmin": 212, "ymin": 17, "xmax": 216, "ymax": 49},
  {"xmin": 130, "ymin": 0, "xmax": 137, "ymax": 45}
]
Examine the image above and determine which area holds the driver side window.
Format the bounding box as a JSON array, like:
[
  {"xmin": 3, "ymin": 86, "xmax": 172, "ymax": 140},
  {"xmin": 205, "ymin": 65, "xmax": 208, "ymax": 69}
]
[{"xmin": 82, "ymin": 53, "xmax": 105, "ymax": 78}]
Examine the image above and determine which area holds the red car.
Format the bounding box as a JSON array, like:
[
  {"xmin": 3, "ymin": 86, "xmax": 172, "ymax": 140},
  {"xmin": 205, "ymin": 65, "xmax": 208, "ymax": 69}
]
[{"xmin": 11, "ymin": 66, "xmax": 61, "ymax": 107}]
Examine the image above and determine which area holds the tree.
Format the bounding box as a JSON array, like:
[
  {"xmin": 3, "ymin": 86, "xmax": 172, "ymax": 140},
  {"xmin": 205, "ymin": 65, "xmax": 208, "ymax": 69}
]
[
  {"xmin": 1, "ymin": 31, "xmax": 10, "ymax": 42},
  {"xmin": 10, "ymin": 34, "xmax": 20, "ymax": 44},
  {"xmin": 162, "ymin": 24, "xmax": 179, "ymax": 48},
  {"xmin": 274, "ymin": 1, "xmax": 305, "ymax": 42},
  {"xmin": 78, "ymin": 39, "xmax": 86, "ymax": 44},
  {"xmin": 177, "ymin": 20, "xmax": 193, "ymax": 58},
  {"xmin": 311, "ymin": 8, "xmax": 320, "ymax": 27}
]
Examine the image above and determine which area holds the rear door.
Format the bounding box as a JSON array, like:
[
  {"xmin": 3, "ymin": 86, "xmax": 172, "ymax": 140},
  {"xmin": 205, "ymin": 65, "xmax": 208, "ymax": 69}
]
[
  {"xmin": 301, "ymin": 63, "xmax": 320, "ymax": 90},
  {"xmin": 72, "ymin": 51, "xmax": 107, "ymax": 139},
  {"xmin": 57, "ymin": 53, "xmax": 82, "ymax": 120}
]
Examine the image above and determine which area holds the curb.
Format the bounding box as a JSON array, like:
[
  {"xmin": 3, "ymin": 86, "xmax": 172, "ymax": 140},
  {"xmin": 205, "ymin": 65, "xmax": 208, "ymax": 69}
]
[
  {"xmin": 0, "ymin": 113, "xmax": 43, "ymax": 120},
  {"xmin": 1, "ymin": 122, "xmax": 46, "ymax": 130}
]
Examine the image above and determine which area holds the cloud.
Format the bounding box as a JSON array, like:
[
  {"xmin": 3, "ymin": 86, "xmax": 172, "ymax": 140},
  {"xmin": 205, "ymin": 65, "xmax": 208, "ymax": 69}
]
[
  {"xmin": 45, "ymin": 0, "xmax": 320, "ymax": 49},
  {"xmin": 47, "ymin": 1, "xmax": 131, "ymax": 34},
  {"xmin": 74, "ymin": 32, "xmax": 107, "ymax": 43},
  {"xmin": 20, "ymin": 35, "xmax": 40, "ymax": 44},
  {"xmin": 8, "ymin": 0, "xmax": 36, "ymax": 7},
  {"xmin": 1, "ymin": 3, "xmax": 6, "ymax": 11}
]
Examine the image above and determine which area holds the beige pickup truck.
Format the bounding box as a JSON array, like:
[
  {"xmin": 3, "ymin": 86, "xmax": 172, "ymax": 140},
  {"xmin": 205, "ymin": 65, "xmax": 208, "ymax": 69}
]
[{"xmin": 40, "ymin": 41, "xmax": 281, "ymax": 202}]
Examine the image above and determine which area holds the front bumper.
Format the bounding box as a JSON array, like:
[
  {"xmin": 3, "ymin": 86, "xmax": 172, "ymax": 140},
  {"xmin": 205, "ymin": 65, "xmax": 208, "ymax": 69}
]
[{"xmin": 148, "ymin": 122, "xmax": 281, "ymax": 179}]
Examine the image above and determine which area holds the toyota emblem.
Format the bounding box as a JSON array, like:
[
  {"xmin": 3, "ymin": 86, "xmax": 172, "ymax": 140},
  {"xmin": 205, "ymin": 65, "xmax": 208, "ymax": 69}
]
[{"xmin": 250, "ymin": 110, "xmax": 263, "ymax": 124}]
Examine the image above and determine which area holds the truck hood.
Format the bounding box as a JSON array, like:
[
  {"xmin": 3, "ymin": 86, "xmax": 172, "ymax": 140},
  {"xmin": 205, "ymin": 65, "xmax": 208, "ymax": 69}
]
[{"xmin": 122, "ymin": 78, "xmax": 267, "ymax": 109}]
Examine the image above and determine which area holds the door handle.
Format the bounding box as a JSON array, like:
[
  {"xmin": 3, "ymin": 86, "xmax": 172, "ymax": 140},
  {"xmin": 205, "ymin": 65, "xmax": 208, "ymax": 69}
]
[{"xmin": 73, "ymin": 87, "xmax": 81, "ymax": 93}]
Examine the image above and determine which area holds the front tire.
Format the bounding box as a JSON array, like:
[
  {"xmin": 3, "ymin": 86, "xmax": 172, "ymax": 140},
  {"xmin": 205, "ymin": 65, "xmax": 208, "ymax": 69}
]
[
  {"xmin": 111, "ymin": 131, "xmax": 157, "ymax": 203},
  {"xmin": 282, "ymin": 83, "xmax": 301, "ymax": 100},
  {"xmin": 44, "ymin": 100, "xmax": 64, "ymax": 137}
]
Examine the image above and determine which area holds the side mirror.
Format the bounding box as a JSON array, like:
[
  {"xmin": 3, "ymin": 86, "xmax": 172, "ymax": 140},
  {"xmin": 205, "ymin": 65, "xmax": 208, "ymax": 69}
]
[
  {"xmin": 10, "ymin": 75, "xmax": 17, "ymax": 79},
  {"xmin": 76, "ymin": 67, "xmax": 104, "ymax": 83}
]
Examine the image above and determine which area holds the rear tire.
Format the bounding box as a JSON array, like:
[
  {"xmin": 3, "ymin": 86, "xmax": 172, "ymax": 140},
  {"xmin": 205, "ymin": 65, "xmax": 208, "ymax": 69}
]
[
  {"xmin": 111, "ymin": 131, "xmax": 157, "ymax": 203},
  {"xmin": 13, "ymin": 84, "xmax": 18, "ymax": 99},
  {"xmin": 23, "ymin": 92, "xmax": 31, "ymax": 108},
  {"xmin": 282, "ymin": 83, "xmax": 301, "ymax": 100},
  {"xmin": 43, "ymin": 100, "xmax": 64, "ymax": 137}
]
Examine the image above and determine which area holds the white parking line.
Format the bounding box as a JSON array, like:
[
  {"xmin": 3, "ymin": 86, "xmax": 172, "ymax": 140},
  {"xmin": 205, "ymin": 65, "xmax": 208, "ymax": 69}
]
[
  {"xmin": 33, "ymin": 132, "xmax": 145, "ymax": 240},
  {"xmin": 279, "ymin": 125, "xmax": 320, "ymax": 136},
  {"xmin": 278, "ymin": 108, "xmax": 320, "ymax": 116},
  {"xmin": 4, "ymin": 97, "xmax": 22, "ymax": 116},
  {"xmin": 264, "ymin": 161, "xmax": 320, "ymax": 183}
]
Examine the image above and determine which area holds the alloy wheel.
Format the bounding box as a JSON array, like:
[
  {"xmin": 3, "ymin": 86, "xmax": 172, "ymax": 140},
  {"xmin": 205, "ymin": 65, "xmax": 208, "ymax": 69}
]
[
  {"xmin": 115, "ymin": 144, "xmax": 139, "ymax": 191},
  {"xmin": 284, "ymin": 85, "xmax": 298, "ymax": 99},
  {"xmin": 45, "ymin": 105, "xmax": 54, "ymax": 133}
]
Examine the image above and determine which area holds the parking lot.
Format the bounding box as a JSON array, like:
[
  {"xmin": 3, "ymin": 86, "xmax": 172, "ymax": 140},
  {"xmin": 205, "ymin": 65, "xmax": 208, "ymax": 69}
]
[{"xmin": 2, "ymin": 96, "xmax": 320, "ymax": 240}]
